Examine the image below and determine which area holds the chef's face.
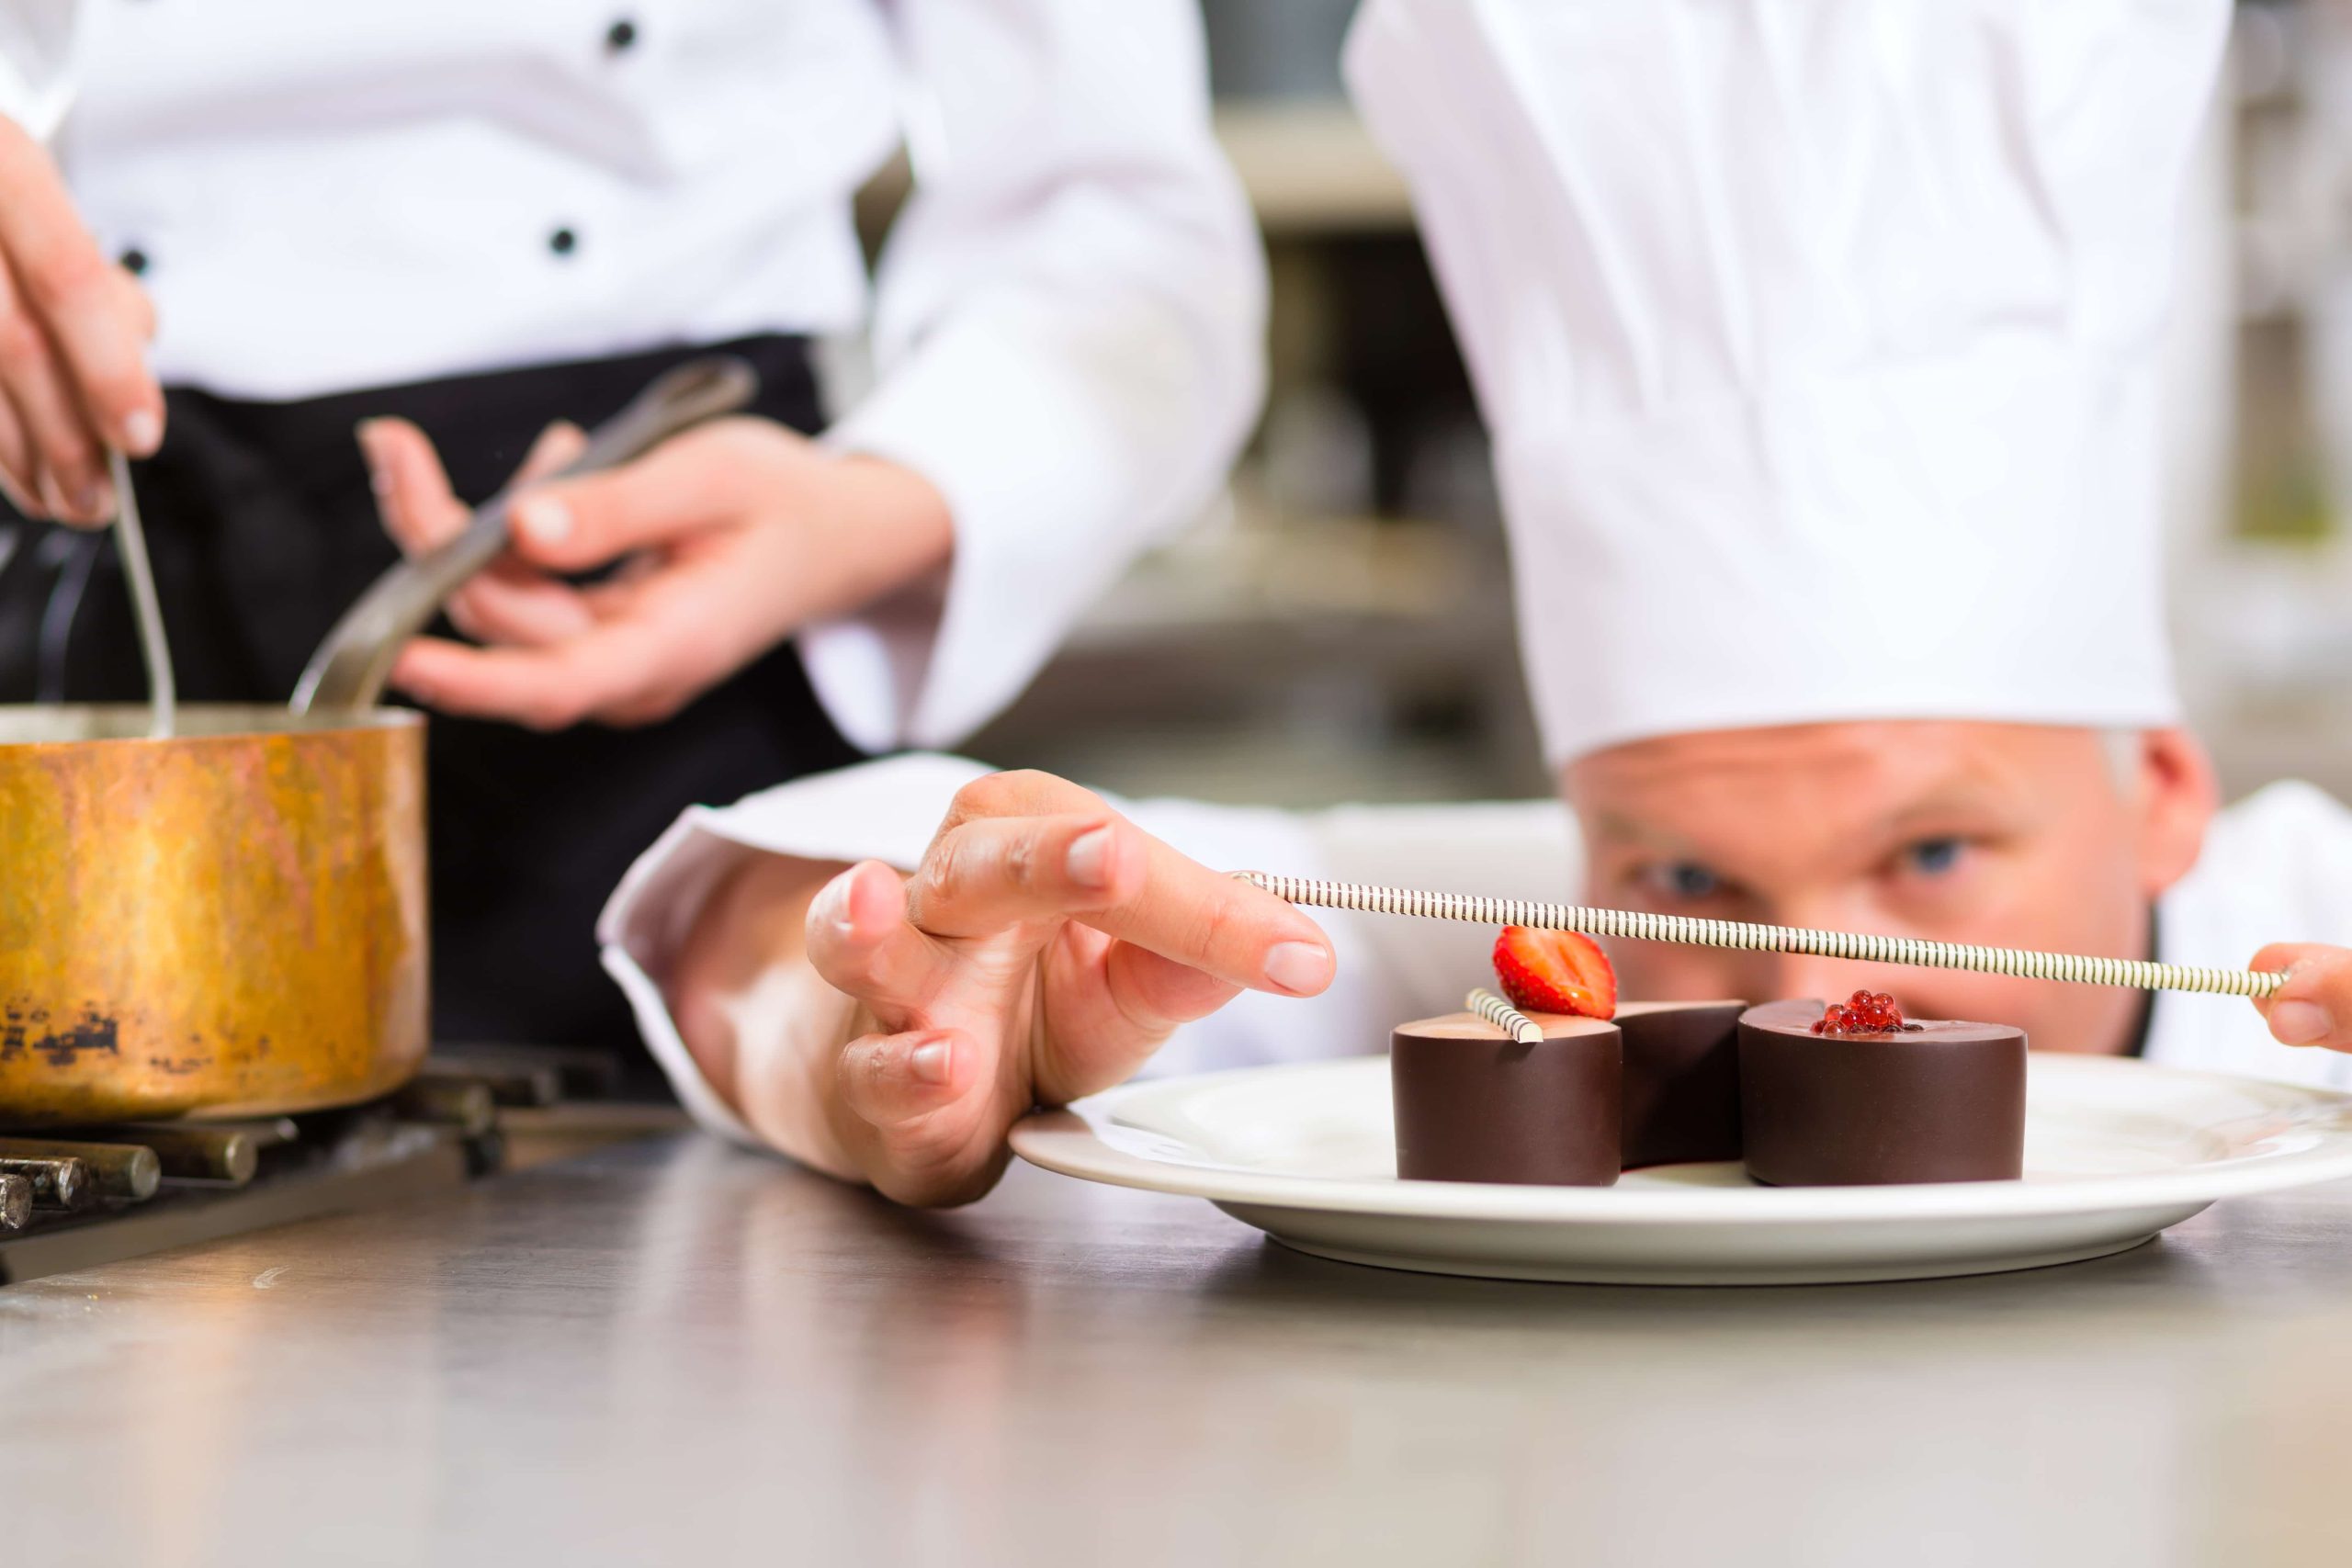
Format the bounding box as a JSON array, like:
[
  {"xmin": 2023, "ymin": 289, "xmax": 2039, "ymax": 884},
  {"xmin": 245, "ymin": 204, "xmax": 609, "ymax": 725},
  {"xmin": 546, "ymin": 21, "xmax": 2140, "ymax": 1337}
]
[{"xmin": 1563, "ymin": 722, "xmax": 2219, "ymax": 1055}]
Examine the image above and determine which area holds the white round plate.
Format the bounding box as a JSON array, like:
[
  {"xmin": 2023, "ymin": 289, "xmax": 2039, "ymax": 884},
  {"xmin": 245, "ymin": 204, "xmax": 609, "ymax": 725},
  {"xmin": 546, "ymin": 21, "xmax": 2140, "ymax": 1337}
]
[{"xmin": 1009, "ymin": 1054, "xmax": 2352, "ymax": 1285}]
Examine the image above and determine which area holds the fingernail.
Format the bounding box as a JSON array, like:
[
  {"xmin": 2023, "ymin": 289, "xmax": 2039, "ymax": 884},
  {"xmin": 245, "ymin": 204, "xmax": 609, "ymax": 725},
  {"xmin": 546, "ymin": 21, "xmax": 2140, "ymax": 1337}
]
[
  {"xmin": 2270, "ymin": 999, "xmax": 2332, "ymax": 1045},
  {"xmin": 76, "ymin": 479, "xmax": 113, "ymax": 521},
  {"xmin": 814, "ymin": 869, "xmax": 858, "ymax": 940},
  {"xmin": 356, "ymin": 422, "xmax": 393, "ymax": 496},
  {"xmin": 1262, "ymin": 941, "xmax": 1334, "ymax": 995},
  {"xmin": 122, "ymin": 410, "xmax": 161, "ymax": 458},
  {"xmin": 514, "ymin": 495, "xmax": 571, "ymax": 546},
  {"xmin": 1065, "ymin": 826, "xmax": 1113, "ymax": 888},
  {"xmin": 910, "ymin": 1036, "xmax": 954, "ymax": 1085}
]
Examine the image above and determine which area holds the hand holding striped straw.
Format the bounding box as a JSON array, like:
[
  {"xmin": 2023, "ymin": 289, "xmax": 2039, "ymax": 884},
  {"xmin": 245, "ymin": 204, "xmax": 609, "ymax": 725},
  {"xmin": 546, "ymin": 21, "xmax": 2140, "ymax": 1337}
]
[{"xmin": 1235, "ymin": 872, "xmax": 2288, "ymax": 1000}]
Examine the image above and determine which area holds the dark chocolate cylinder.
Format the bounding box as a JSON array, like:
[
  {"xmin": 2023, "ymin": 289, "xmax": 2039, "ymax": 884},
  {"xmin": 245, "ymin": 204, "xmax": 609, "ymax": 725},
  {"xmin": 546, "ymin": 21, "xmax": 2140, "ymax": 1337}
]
[
  {"xmin": 1391, "ymin": 1012, "xmax": 1621, "ymax": 1186},
  {"xmin": 1616, "ymin": 999, "xmax": 1747, "ymax": 1167},
  {"xmin": 1737, "ymin": 999, "xmax": 2027, "ymax": 1186}
]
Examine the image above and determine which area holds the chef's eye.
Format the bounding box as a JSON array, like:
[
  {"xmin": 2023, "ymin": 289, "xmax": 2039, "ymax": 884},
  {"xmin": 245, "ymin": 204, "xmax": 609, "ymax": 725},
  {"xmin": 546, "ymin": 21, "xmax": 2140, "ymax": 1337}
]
[
  {"xmin": 1639, "ymin": 861, "xmax": 1724, "ymax": 901},
  {"xmin": 1900, "ymin": 837, "xmax": 1966, "ymax": 877}
]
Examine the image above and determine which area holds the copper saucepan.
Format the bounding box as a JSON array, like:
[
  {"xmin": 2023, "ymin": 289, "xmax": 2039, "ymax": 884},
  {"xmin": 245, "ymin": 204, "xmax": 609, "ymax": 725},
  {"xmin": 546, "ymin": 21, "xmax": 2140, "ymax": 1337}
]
[{"xmin": 0, "ymin": 357, "xmax": 757, "ymax": 1126}]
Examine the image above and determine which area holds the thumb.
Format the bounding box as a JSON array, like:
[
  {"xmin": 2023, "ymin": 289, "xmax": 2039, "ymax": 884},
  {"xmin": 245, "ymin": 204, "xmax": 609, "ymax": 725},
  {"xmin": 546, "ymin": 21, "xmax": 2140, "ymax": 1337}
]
[
  {"xmin": 503, "ymin": 425, "xmax": 742, "ymax": 571},
  {"xmin": 2248, "ymin": 943, "xmax": 2352, "ymax": 1051}
]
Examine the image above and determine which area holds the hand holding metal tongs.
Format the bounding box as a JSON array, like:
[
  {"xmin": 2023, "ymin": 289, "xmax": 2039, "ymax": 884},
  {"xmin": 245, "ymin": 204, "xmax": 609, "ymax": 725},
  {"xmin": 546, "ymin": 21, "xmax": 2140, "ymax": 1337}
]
[
  {"xmin": 82, "ymin": 354, "xmax": 760, "ymax": 741},
  {"xmin": 290, "ymin": 355, "xmax": 756, "ymax": 715}
]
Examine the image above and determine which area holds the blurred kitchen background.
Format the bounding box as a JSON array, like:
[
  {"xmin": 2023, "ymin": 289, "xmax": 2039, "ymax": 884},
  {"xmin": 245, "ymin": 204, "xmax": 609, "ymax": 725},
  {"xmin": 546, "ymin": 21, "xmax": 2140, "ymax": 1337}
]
[{"xmin": 881, "ymin": 1, "xmax": 2352, "ymax": 808}]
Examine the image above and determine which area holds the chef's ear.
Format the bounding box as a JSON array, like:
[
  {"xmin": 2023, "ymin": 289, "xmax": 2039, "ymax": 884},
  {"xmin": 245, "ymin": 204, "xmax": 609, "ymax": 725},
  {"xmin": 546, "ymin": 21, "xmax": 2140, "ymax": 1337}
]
[{"xmin": 2127, "ymin": 728, "xmax": 2220, "ymax": 897}]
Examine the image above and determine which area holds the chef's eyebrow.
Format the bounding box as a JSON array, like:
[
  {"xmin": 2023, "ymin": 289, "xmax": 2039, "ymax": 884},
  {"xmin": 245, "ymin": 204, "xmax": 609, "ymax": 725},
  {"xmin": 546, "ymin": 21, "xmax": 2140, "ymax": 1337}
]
[
  {"xmin": 1589, "ymin": 786, "xmax": 2017, "ymax": 863},
  {"xmin": 1584, "ymin": 811, "xmax": 1705, "ymax": 855},
  {"xmin": 1874, "ymin": 782, "xmax": 2023, "ymax": 840}
]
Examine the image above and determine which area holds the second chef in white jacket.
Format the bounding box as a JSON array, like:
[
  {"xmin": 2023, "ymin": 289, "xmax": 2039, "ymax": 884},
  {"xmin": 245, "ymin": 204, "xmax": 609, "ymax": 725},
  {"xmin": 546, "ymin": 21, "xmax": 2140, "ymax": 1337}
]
[
  {"xmin": 0, "ymin": 1, "xmax": 1263, "ymax": 1052},
  {"xmin": 587, "ymin": 0, "xmax": 2352, "ymax": 1207}
]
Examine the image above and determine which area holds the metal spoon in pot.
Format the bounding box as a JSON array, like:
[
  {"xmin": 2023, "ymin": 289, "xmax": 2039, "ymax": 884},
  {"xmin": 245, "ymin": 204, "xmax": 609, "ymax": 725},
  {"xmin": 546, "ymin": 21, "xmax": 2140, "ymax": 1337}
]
[{"xmin": 109, "ymin": 447, "xmax": 175, "ymax": 740}]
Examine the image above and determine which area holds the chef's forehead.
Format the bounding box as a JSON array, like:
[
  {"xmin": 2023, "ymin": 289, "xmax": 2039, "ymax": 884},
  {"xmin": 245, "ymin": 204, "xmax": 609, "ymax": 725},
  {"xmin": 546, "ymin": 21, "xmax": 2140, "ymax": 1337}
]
[{"xmin": 1563, "ymin": 721, "xmax": 2124, "ymax": 822}]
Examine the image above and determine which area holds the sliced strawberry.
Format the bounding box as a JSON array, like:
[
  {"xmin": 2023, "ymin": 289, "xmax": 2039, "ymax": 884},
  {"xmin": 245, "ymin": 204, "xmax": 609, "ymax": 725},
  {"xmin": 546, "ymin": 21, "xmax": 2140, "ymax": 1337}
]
[{"xmin": 1491, "ymin": 926, "xmax": 1617, "ymax": 1020}]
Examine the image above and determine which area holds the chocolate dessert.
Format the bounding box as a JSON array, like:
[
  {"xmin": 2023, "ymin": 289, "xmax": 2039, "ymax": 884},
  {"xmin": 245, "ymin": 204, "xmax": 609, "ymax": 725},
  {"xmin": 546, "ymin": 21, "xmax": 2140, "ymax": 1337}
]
[
  {"xmin": 1391, "ymin": 1011, "xmax": 1621, "ymax": 1186},
  {"xmin": 1737, "ymin": 998, "xmax": 2027, "ymax": 1185},
  {"xmin": 1615, "ymin": 999, "xmax": 1747, "ymax": 1167}
]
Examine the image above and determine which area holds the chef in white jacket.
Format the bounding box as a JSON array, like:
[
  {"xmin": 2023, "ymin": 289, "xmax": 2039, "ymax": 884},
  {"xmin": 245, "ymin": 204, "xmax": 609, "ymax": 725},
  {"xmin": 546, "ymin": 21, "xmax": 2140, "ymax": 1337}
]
[
  {"xmin": 0, "ymin": 1, "xmax": 1262, "ymax": 1052},
  {"xmin": 599, "ymin": 0, "xmax": 2352, "ymax": 1205}
]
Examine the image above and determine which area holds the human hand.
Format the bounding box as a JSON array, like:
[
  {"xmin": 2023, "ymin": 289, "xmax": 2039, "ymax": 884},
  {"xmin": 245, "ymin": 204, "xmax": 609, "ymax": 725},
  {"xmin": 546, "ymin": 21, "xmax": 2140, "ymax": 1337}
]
[
  {"xmin": 667, "ymin": 770, "xmax": 1339, "ymax": 1205},
  {"xmin": 0, "ymin": 115, "xmax": 163, "ymax": 523},
  {"xmin": 361, "ymin": 414, "xmax": 952, "ymax": 730},
  {"xmin": 2249, "ymin": 943, "xmax": 2352, "ymax": 1054}
]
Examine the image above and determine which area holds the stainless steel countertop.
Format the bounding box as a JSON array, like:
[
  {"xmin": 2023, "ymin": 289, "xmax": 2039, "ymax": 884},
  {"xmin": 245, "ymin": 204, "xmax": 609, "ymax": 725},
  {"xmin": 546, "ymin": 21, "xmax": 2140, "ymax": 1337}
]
[{"xmin": 6, "ymin": 1133, "xmax": 2352, "ymax": 1567}]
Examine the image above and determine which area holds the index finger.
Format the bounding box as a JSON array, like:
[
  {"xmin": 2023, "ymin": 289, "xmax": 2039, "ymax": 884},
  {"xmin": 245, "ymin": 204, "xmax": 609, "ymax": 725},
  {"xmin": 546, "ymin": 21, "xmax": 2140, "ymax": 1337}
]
[
  {"xmin": 1104, "ymin": 831, "xmax": 1336, "ymax": 997},
  {"xmin": 906, "ymin": 810, "xmax": 1334, "ymax": 997}
]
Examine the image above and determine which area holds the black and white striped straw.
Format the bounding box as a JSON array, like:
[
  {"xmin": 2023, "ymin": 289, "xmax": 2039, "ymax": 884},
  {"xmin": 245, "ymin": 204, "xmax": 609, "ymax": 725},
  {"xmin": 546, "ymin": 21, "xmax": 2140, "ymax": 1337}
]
[
  {"xmin": 1235, "ymin": 872, "xmax": 2288, "ymax": 1000},
  {"xmin": 1466, "ymin": 987, "xmax": 1544, "ymax": 1043}
]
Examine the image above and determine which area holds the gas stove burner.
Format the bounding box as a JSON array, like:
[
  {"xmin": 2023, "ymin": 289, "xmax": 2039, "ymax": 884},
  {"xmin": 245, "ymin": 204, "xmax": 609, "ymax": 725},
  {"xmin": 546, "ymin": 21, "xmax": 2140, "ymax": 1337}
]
[{"xmin": 0, "ymin": 1045, "xmax": 637, "ymax": 1286}]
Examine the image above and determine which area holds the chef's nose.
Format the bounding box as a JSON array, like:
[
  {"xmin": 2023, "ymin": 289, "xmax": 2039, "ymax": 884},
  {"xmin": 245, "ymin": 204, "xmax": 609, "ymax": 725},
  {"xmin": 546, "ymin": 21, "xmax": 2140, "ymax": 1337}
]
[
  {"xmin": 1756, "ymin": 896, "xmax": 1905, "ymax": 1003},
  {"xmin": 1765, "ymin": 953, "xmax": 1871, "ymax": 1005}
]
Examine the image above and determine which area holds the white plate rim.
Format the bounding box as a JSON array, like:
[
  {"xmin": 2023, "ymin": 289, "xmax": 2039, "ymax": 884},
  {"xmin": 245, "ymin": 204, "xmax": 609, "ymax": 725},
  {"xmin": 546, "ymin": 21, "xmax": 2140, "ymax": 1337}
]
[{"xmin": 1009, "ymin": 1053, "xmax": 2352, "ymax": 1225}]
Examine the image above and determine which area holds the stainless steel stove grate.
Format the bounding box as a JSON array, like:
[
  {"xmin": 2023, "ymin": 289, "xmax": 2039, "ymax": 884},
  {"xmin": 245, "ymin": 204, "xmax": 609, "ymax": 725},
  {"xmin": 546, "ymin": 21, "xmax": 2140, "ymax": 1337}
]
[{"xmin": 0, "ymin": 1048, "xmax": 626, "ymax": 1285}]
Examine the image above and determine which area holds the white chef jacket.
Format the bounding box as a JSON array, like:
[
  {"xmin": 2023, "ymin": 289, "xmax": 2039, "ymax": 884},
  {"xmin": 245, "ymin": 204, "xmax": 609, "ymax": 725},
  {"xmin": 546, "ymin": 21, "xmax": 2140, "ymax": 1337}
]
[
  {"xmin": 0, "ymin": 0, "xmax": 1266, "ymax": 752},
  {"xmin": 599, "ymin": 756, "xmax": 2352, "ymax": 1148}
]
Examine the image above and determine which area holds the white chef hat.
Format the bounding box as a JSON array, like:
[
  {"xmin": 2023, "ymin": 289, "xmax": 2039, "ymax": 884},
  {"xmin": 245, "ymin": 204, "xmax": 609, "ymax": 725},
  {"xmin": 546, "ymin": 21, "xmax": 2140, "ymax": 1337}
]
[{"xmin": 1347, "ymin": 0, "xmax": 2224, "ymax": 765}]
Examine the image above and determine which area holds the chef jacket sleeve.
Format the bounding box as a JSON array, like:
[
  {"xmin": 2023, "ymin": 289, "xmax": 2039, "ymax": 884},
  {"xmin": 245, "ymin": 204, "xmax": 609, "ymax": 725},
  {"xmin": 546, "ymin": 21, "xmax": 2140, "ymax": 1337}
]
[
  {"xmin": 0, "ymin": 0, "xmax": 79, "ymax": 141},
  {"xmin": 802, "ymin": 0, "xmax": 1267, "ymax": 755},
  {"xmin": 599, "ymin": 755, "xmax": 1579, "ymax": 1152}
]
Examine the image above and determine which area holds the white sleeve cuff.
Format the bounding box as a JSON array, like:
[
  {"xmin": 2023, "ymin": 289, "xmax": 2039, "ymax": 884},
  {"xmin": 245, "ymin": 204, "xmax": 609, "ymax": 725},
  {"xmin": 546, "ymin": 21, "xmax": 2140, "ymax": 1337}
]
[
  {"xmin": 796, "ymin": 0, "xmax": 1262, "ymax": 757},
  {"xmin": 808, "ymin": 299, "xmax": 1231, "ymax": 754},
  {"xmin": 599, "ymin": 815, "xmax": 768, "ymax": 1148}
]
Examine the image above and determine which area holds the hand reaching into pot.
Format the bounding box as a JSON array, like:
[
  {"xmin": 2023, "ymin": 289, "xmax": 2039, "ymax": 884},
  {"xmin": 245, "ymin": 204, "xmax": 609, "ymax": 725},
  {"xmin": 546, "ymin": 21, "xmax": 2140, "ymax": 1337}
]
[
  {"xmin": 360, "ymin": 413, "xmax": 952, "ymax": 730},
  {"xmin": 661, "ymin": 769, "xmax": 1339, "ymax": 1206}
]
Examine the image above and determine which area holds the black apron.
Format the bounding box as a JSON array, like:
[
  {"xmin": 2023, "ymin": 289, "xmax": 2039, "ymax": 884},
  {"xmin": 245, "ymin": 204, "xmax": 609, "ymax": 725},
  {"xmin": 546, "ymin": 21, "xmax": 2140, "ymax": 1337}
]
[{"xmin": 0, "ymin": 334, "xmax": 863, "ymax": 1055}]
